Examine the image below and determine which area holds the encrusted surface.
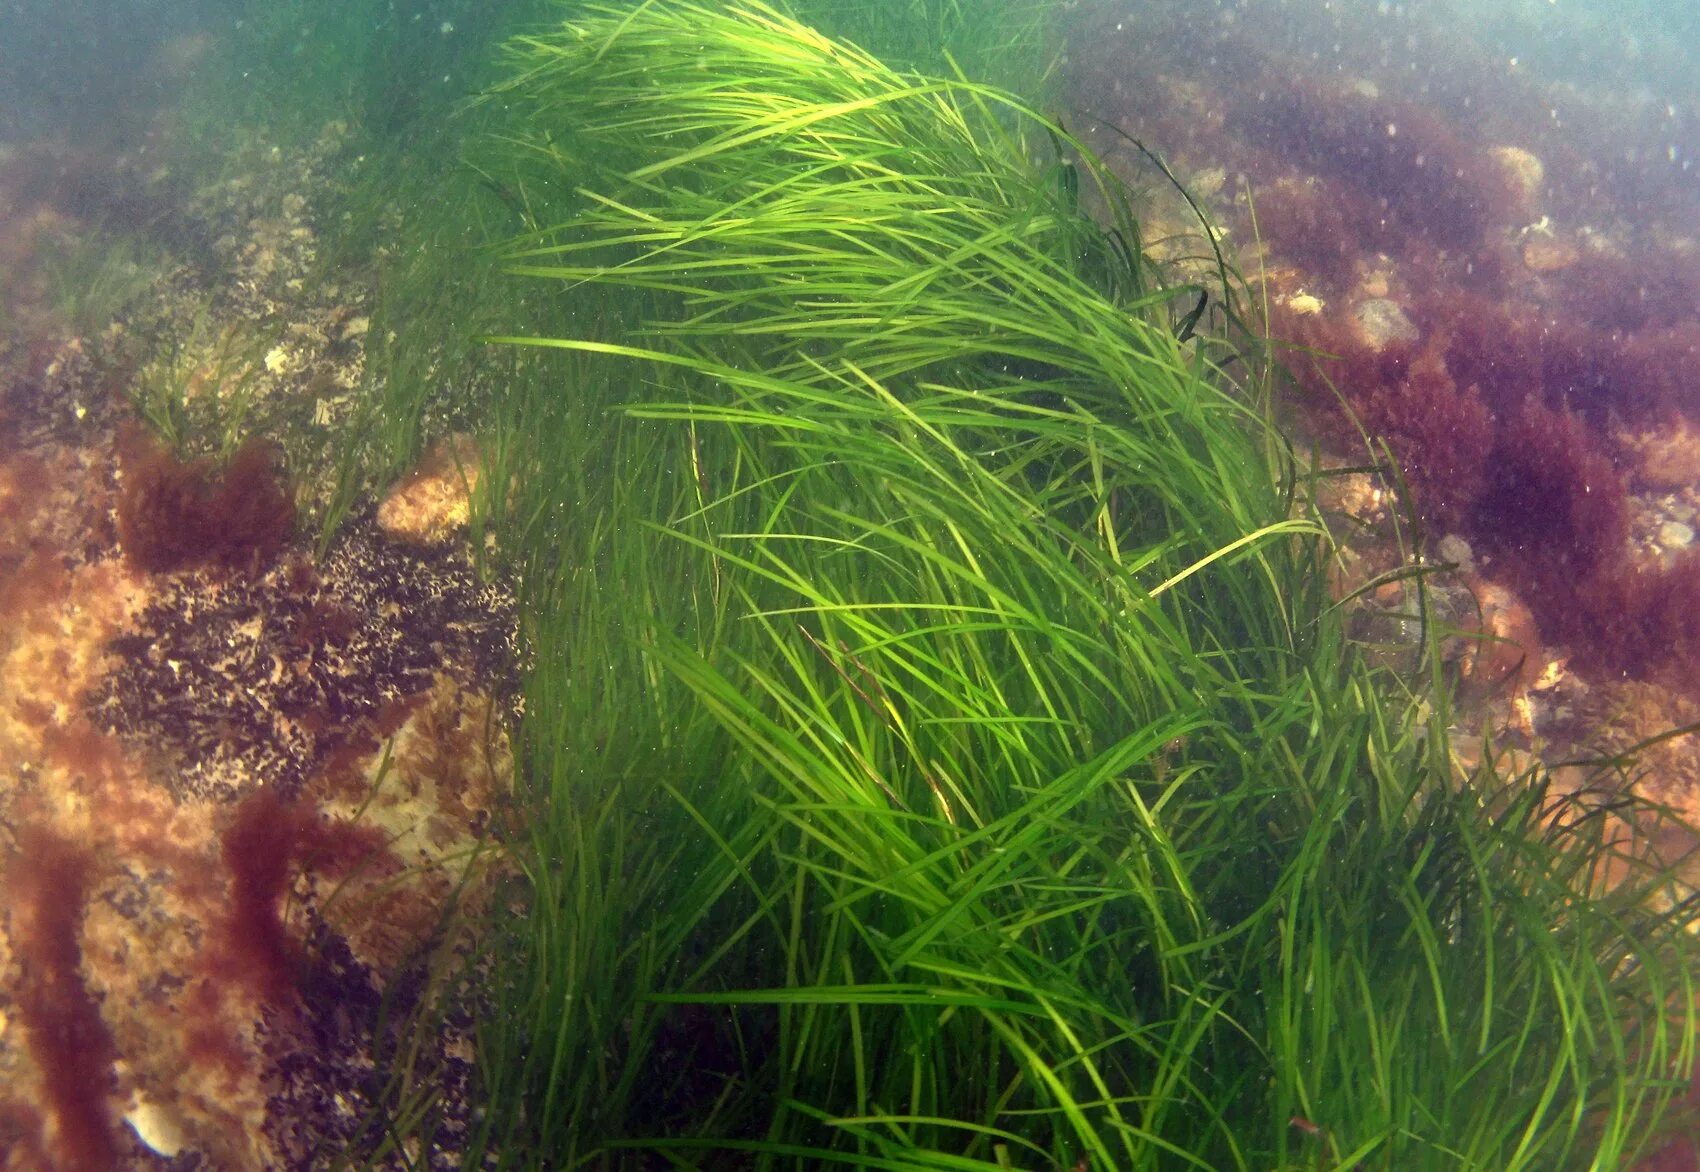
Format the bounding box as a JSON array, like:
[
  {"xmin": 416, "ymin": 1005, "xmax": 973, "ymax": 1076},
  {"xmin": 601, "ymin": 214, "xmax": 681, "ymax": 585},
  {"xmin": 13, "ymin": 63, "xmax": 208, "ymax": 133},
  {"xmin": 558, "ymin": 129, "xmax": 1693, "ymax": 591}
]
[{"xmin": 89, "ymin": 521, "xmax": 519, "ymax": 804}]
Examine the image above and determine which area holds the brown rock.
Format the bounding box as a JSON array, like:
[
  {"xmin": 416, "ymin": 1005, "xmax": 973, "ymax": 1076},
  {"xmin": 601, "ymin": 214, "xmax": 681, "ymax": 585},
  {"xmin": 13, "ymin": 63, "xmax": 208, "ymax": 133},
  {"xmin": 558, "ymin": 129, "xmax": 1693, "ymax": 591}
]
[
  {"xmin": 1459, "ymin": 579, "xmax": 1543, "ymax": 694},
  {"xmin": 375, "ymin": 434, "xmax": 485, "ymax": 546},
  {"xmin": 1521, "ymin": 235, "xmax": 1580, "ymax": 273}
]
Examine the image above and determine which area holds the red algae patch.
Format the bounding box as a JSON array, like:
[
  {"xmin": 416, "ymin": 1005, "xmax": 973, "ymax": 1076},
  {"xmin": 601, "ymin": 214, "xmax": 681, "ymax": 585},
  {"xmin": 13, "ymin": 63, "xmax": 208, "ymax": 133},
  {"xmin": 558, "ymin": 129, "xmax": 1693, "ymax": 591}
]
[
  {"xmin": 6, "ymin": 828, "xmax": 120, "ymax": 1171},
  {"xmin": 116, "ymin": 429, "xmax": 296, "ymax": 574},
  {"xmin": 217, "ymin": 789, "xmax": 391, "ymax": 1008}
]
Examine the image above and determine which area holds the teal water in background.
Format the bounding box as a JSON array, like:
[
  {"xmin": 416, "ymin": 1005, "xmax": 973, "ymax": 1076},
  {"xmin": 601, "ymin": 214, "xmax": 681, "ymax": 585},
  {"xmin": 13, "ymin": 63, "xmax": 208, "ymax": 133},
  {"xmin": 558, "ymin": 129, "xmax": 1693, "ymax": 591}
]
[
  {"xmin": 2, "ymin": 0, "xmax": 1695, "ymax": 200},
  {"xmin": 0, "ymin": 0, "xmax": 219, "ymax": 140},
  {"xmin": 1090, "ymin": 0, "xmax": 1700, "ymax": 217}
]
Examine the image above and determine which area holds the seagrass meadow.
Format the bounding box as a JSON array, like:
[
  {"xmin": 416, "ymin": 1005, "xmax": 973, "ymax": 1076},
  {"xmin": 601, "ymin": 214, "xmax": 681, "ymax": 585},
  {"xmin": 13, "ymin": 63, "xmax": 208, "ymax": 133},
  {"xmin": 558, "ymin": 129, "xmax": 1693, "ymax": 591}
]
[{"xmin": 2, "ymin": 1, "xmax": 1700, "ymax": 1168}]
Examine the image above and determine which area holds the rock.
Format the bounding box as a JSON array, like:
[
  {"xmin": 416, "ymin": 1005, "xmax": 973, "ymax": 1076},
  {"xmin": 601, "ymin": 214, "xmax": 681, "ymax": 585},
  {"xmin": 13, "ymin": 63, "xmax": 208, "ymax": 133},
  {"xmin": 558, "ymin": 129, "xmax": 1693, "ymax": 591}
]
[
  {"xmin": 1659, "ymin": 519, "xmax": 1695, "ymax": 549},
  {"xmin": 1459, "ymin": 580, "xmax": 1543, "ymax": 694},
  {"xmin": 1436, "ymin": 532, "xmax": 1475, "ymax": 574},
  {"xmin": 126, "ymin": 1095, "xmax": 190, "ymax": 1158},
  {"xmin": 1285, "ymin": 290, "xmax": 1325, "ymax": 316},
  {"xmin": 1489, "ymin": 145, "xmax": 1545, "ymax": 215},
  {"xmin": 376, "ymin": 434, "xmax": 486, "ymax": 546},
  {"xmin": 1522, "ymin": 235, "xmax": 1580, "ymax": 272},
  {"xmin": 1315, "ymin": 470, "xmax": 1386, "ymax": 523},
  {"xmin": 1357, "ymin": 267, "xmax": 1393, "ymax": 299},
  {"xmin": 1188, "ymin": 166, "xmax": 1226, "ymax": 200},
  {"xmin": 1351, "ymin": 297, "xmax": 1419, "ymax": 350}
]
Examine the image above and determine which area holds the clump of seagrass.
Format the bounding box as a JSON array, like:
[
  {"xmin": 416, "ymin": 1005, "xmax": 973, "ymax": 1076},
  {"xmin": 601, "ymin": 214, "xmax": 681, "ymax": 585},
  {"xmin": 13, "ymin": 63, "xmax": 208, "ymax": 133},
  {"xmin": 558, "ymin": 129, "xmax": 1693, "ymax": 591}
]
[{"xmin": 452, "ymin": 3, "xmax": 1700, "ymax": 1170}]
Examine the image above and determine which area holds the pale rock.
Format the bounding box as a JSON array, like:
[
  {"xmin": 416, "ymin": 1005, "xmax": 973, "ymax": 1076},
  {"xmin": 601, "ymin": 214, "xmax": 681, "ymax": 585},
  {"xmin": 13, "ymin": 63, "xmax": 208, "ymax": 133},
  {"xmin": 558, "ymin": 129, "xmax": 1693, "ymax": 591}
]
[
  {"xmin": 1621, "ymin": 418, "xmax": 1700, "ymax": 489},
  {"xmin": 1436, "ymin": 533, "xmax": 1475, "ymax": 574},
  {"xmin": 1189, "ymin": 166, "xmax": 1226, "ymax": 200},
  {"xmin": 376, "ymin": 434, "xmax": 485, "ymax": 545},
  {"xmin": 127, "ymin": 1096, "xmax": 190, "ymax": 1158},
  {"xmin": 1658, "ymin": 520, "xmax": 1695, "ymax": 549},
  {"xmin": 1522, "ymin": 235, "xmax": 1580, "ymax": 272},
  {"xmin": 1351, "ymin": 297, "xmax": 1419, "ymax": 350},
  {"xmin": 1489, "ymin": 145, "xmax": 1545, "ymax": 214}
]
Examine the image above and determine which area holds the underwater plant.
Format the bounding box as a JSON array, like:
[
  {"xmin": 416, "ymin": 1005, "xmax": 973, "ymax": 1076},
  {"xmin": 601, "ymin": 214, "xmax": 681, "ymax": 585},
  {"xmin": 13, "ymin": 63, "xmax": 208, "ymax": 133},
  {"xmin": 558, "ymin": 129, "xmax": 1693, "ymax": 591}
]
[
  {"xmin": 129, "ymin": 300, "xmax": 275, "ymax": 458},
  {"xmin": 440, "ymin": 2, "xmax": 1700, "ymax": 1168},
  {"xmin": 38, "ymin": 229, "xmax": 169, "ymax": 342}
]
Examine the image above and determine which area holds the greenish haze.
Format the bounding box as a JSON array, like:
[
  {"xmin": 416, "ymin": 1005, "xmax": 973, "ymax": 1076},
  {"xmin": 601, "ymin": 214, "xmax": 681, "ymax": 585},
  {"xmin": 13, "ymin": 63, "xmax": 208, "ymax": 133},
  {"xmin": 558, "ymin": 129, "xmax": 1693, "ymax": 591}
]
[{"xmin": 128, "ymin": 0, "xmax": 1700, "ymax": 1168}]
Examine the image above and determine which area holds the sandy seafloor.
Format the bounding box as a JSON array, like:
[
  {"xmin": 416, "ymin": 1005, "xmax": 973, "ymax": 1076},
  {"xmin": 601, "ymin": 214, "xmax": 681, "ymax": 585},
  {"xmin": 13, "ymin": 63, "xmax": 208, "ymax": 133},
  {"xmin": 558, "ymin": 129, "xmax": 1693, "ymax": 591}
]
[{"xmin": 1, "ymin": 0, "xmax": 1700, "ymax": 1166}]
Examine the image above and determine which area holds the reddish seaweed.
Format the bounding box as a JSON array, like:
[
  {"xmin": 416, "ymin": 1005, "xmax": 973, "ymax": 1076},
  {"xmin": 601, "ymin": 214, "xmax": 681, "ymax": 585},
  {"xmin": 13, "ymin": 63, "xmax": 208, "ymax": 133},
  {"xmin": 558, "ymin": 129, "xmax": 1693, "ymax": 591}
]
[
  {"xmin": 117, "ymin": 429, "xmax": 296, "ymax": 574},
  {"xmin": 1470, "ymin": 402, "xmax": 1629, "ymax": 597},
  {"xmin": 1227, "ymin": 75, "xmax": 1520, "ymax": 255},
  {"xmin": 8, "ymin": 827, "xmax": 119, "ymax": 1171},
  {"xmin": 1252, "ymin": 179, "xmax": 1363, "ymax": 291},
  {"xmin": 217, "ymin": 788, "xmax": 388, "ymax": 1006}
]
